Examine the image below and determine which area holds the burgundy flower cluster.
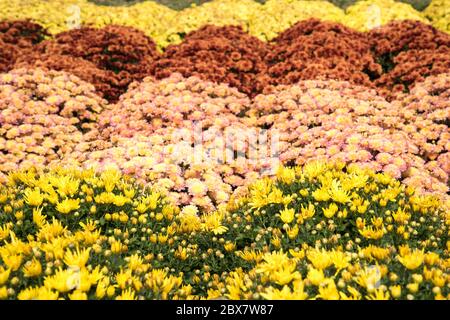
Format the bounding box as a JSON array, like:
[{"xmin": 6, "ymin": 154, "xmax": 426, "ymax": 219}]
[
  {"xmin": 1, "ymin": 19, "xmax": 449, "ymax": 102},
  {"xmin": 369, "ymin": 20, "xmax": 450, "ymax": 100},
  {"xmin": 149, "ymin": 20, "xmax": 450, "ymax": 99},
  {"xmin": 264, "ymin": 19, "xmax": 381, "ymax": 89},
  {"xmin": 151, "ymin": 25, "xmax": 269, "ymax": 97},
  {"xmin": 0, "ymin": 20, "xmax": 47, "ymax": 47},
  {"xmin": 0, "ymin": 20, "xmax": 47, "ymax": 72},
  {"xmin": 14, "ymin": 25, "xmax": 161, "ymax": 102}
]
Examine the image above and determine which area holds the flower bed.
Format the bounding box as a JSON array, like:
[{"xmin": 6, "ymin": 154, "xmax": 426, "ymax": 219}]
[
  {"xmin": 0, "ymin": 163, "xmax": 448, "ymax": 300},
  {"xmin": 1, "ymin": 19, "xmax": 448, "ymax": 100},
  {"xmin": 1, "ymin": 0, "xmax": 447, "ymax": 49},
  {"xmin": 0, "ymin": 69, "xmax": 107, "ymax": 181},
  {"xmin": 1, "ymin": 69, "xmax": 449, "ymax": 207},
  {"xmin": 0, "ymin": 0, "xmax": 449, "ymax": 300},
  {"xmin": 16, "ymin": 25, "xmax": 160, "ymax": 102},
  {"xmin": 151, "ymin": 25, "xmax": 268, "ymax": 96}
]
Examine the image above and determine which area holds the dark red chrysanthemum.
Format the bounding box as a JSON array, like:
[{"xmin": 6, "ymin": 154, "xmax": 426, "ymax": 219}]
[{"xmin": 151, "ymin": 25, "xmax": 269, "ymax": 96}]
